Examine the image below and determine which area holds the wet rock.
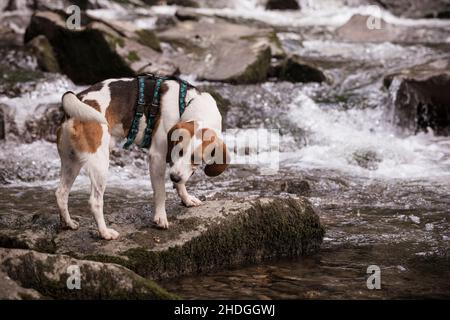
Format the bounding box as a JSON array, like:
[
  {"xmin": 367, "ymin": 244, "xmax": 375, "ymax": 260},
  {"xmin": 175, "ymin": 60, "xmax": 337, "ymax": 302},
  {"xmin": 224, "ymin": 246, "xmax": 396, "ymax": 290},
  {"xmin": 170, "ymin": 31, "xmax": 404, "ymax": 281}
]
[
  {"xmin": 281, "ymin": 180, "xmax": 311, "ymax": 196},
  {"xmin": 266, "ymin": 0, "xmax": 300, "ymax": 11},
  {"xmin": 167, "ymin": 0, "xmax": 199, "ymax": 7},
  {"xmin": 373, "ymin": 0, "xmax": 450, "ymax": 19},
  {"xmin": 0, "ymin": 104, "xmax": 21, "ymax": 141},
  {"xmin": 275, "ymin": 55, "xmax": 326, "ymax": 83},
  {"xmin": 350, "ymin": 149, "xmax": 382, "ymax": 170},
  {"xmin": 0, "ymin": 107, "xmax": 5, "ymax": 141},
  {"xmin": 0, "ymin": 198, "xmax": 324, "ymax": 279},
  {"xmin": 24, "ymin": 103, "xmax": 65, "ymax": 143},
  {"xmin": 174, "ymin": 8, "xmax": 201, "ymax": 21},
  {"xmin": 26, "ymin": 35, "xmax": 60, "ymax": 73},
  {"xmin": 157, "ymin": 18, "xmax": 279, "ymax": 84},
  {"xmin": 0, "ymin": 269, "xmax": 42, "ymax": 300},
  {"xmin": 24, "ymin": 11, "xmax": 176, "ymax": 84},
  {"xmin": 336, "ymin": 14, "xmax": 403, "ymax": 43},
  {"xmin": 384, "ymin": 59, "xmax": 450, "ymax": 136},
  {"xmin": 0, "ymin": 248, "xmax": 179, "ymax": 299},
  {"xmin": 336, "ymin": 14, "xmax": 448, "ymax": 43}
]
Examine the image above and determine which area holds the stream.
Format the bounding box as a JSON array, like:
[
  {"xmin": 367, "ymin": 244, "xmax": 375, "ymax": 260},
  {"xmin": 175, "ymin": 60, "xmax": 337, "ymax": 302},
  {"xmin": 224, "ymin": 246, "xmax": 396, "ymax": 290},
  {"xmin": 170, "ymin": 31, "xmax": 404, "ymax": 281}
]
[{"xmin": 1, "ymin": 0, "xmax": 450, "ymax": 299}]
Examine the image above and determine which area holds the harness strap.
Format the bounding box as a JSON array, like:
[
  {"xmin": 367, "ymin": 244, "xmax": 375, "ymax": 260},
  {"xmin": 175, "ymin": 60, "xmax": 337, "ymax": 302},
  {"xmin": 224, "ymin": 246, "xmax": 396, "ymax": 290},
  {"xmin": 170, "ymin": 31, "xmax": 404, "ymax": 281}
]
[
  {"xmin": 179, "ymin": 80, "xmax": 188, "ymax": 115},
  {"xmin": 124, "ymin": 74, "xmax": 191, "ymax": 150},
  {"xmin": 123, "ymin": 75, "xmax": 147, "ymax": 149},
  {"xmin": 140, "ymin": 77, "xmax": 164, "ymax": 148}
]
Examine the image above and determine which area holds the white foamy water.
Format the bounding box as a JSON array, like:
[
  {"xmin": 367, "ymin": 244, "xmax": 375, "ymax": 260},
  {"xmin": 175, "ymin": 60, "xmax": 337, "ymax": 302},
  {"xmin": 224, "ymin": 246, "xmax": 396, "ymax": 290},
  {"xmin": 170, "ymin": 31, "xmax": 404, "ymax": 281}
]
[
  {"xmin": 0, "ymin": 75, "xmax": 76, "ymax": 130},
  {"xmin": 282, "ymin": 92, "xmax": 450, "ymax": 179}
]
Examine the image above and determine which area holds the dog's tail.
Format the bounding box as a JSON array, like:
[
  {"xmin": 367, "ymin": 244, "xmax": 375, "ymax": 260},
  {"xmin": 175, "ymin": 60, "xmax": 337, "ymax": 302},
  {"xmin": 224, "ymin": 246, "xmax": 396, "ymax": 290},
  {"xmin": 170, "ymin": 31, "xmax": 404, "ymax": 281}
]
[{"xmin": 62, "ymin": 92, "xmax": 108, "ymax": 124}]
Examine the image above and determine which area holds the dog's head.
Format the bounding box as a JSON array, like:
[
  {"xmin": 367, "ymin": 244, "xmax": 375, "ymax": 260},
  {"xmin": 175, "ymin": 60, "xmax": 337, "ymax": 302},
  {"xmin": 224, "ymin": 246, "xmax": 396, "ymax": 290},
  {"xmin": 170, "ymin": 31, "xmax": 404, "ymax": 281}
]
[{"xmin": 166, "ymin": 121, "xmax": 230, "ymax": 184}]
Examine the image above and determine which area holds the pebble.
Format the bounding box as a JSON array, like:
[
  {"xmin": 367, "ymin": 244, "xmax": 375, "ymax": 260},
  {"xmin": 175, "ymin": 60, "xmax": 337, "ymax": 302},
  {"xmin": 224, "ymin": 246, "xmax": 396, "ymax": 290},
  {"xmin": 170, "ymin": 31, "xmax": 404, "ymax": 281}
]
[
  {"xmin": 409, "ymin": 215, "xmax": 420, "ymax": 224},
  {"xmin": 425, "ymin": 223, "xmax": 434, "ymax": 231}
]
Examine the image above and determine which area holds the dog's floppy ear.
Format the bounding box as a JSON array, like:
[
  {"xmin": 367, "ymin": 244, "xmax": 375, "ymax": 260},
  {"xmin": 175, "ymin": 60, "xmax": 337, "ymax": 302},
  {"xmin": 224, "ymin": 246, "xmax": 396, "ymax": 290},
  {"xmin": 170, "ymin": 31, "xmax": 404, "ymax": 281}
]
[
  {"xmin": 166, "ymin": 121, "xmax": 195, "ymax": 163},
  {"xmin": 202, "ymin": 130, "xmax": 230, "ymax": 177}
]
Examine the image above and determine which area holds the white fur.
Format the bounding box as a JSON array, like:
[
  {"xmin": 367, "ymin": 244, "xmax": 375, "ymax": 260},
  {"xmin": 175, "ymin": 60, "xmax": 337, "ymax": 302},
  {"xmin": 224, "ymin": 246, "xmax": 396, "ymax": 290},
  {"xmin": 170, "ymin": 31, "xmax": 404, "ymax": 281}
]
[{"xmin": 62, "ymin": 93, "xmax": 108, "ymax": 124}]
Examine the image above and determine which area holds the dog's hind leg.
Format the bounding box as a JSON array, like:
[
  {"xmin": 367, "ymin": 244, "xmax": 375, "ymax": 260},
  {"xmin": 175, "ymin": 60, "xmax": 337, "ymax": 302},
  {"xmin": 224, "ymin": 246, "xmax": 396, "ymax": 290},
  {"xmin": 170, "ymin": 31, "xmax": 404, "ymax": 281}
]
[
  {"xmin": 86, "ymin": 133, "xmax": 119, "ymax": 240},
  {"xmin": 56, "ymin": 126, "xmax": 84, "ymax": 230},
  {"xmin": 55, "ymin": 157, "xmax": 83, "ymax": 230}
]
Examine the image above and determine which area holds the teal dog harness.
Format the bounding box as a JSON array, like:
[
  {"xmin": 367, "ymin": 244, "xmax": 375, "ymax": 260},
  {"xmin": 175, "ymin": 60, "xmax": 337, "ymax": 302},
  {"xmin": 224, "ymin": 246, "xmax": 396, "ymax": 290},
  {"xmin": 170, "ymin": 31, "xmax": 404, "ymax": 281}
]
[{"xmin": 123, "ymin": 73, "xmax": 190, "ymax": 149}]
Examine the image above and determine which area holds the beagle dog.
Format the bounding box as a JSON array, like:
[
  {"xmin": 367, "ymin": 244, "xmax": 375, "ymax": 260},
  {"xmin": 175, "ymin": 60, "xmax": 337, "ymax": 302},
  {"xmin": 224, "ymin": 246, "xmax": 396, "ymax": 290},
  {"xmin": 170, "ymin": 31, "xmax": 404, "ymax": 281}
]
[{"xmin": 55, "ymin": 77, "xmax": 229, "ymax": 240}]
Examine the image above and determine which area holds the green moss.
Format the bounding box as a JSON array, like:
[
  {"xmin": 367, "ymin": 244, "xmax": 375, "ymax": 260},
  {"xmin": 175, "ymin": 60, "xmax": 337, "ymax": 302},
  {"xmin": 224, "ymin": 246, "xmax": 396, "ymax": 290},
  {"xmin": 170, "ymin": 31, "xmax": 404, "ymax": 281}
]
[
  {"xmin": 107, "ymin": 34, "xmax": 125, "ymax": 49},
  {"xmin": 0, "ymin": 66, "xmax": 43, "ymax": 85},
  {"xmin": 28, "ymin": 35, "xmax": 60, "ymax": 73},
  {"xmin": 88, "ymin": 198, "xmax": 325, "ymax": 280},
  {"xmin": 127, "ymin": 51, "xmax": 141, "ymax": 63},
  {"xmin": 135, "ymin": 29, "xmax": 161, "ymax": 52},
  {"xmin": 230, "ymin": 46, "xmax": 271, "ymax": 84}
]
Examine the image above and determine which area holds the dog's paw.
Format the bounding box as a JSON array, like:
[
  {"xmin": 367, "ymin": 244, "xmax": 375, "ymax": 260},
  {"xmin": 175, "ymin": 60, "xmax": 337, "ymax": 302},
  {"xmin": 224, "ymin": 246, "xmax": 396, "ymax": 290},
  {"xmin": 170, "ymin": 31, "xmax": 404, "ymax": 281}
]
[
  {"xmin": 62, "ymin": 219, "xmax": 79, "ymax": 230},
  {"xmin": 153, "ymin": 215, "xmax": 169, "ymax": 229},
  {"xmin": 100, "ymin": 228, "xmax": 120, "ymax": 240},
  {"xmin": 182, "ymin": 195, "xmax": 203, "ymax": 207}
]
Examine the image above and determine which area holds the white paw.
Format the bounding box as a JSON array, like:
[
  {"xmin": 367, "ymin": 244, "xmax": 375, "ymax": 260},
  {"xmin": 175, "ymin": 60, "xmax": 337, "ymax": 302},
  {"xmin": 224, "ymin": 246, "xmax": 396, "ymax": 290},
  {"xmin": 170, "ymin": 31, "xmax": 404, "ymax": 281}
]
[
  {"xmin": 182, "ymin": 195, "xmax": 203, "ymax": 207},
  {"xmin": 62, "ymin": 219, "xmax": 79, "ymax": 230},
  {"xmin": 100, "ymin": 228, "xmax": 120, "ymax": 240},
  {"xmin": 153, "ymin": 215, "xmax": 169, "ymax": 229}
]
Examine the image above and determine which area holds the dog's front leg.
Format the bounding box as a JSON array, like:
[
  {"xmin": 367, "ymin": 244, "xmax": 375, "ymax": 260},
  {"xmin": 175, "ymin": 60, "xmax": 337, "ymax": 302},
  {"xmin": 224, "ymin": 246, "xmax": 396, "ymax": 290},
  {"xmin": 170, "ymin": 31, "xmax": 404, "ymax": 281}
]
[
  {"xmin": 176, "ymin": 184, "xmax": 202, "ymax": 207},
  {"xmin": 150, "ymin": 152, "xmax": 169, "ymax": 229}
]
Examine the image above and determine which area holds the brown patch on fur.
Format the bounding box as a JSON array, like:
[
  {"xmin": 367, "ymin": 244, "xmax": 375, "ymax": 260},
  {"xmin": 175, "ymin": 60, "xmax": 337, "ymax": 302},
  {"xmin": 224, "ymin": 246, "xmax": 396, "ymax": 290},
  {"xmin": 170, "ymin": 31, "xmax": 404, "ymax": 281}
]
[
  {"xmin": 195, "ymin": 128, "xmax": 230, "ymax": 177},
  {"xmin": 70, "ymin": 120, "xmax": 103, "ymax": 153},
  {"xmin": 160, "ymin": 82, "xmax": 169, "ymax": 96},
  {"xmin": 166, "ymin": 121, "xmax": 195, "ymax": 163},
  {"xmin": 106, "ymin": 80, "xmax": 138, "ymax": 137},
  {"xmin": 82, "ymin": 99, "xmax": 101, "ymax": 112}
]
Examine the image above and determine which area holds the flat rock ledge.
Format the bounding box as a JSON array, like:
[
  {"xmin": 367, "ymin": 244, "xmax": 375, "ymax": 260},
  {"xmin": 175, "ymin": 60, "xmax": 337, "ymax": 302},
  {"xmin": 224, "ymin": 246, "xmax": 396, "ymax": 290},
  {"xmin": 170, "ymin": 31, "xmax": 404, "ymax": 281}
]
[{"xmin": 0, "ymin": 197, "xmax": 324, "ymax": 298}]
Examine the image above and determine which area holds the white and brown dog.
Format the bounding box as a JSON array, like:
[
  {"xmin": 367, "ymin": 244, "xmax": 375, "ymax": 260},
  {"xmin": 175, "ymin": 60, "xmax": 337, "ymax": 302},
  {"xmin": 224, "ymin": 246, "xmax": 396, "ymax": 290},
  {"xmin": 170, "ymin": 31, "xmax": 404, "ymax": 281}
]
[{"xmin": 55, "ymin": 77, "xmax": 229, "ymax": 240}]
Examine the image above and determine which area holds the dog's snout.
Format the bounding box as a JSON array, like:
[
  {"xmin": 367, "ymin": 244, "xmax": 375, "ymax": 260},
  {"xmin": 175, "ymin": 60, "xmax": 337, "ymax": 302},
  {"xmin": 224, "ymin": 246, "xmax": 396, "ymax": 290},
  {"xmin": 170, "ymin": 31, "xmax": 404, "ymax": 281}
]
[{"xmin": 170, "ymin": 173, "xmax": 181, "ymax": 183}]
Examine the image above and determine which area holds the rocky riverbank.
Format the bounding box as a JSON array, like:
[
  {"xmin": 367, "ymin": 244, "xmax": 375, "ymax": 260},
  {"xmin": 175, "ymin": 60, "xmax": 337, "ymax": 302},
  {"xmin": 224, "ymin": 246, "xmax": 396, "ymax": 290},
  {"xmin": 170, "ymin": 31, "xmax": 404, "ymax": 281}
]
[
  {"xmin": 1, "ymin": 0, "xmax": 450, "ymax": 299},
  {"xmin": 0, "ymin": 197, "xmax": 324, "ymax": 299}
]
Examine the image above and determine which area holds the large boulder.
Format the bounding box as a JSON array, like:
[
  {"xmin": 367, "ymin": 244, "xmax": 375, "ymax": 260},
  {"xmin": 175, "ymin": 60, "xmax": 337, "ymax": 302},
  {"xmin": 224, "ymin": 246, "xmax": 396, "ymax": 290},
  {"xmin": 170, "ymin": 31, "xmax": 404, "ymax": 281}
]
[
  {"xmin": 24, "ymin": 11, "xmax": 177, "ymax": 84},
  {"xmin": 384, "ymin": 59, "xmax": 450, "ymax": 136},
  {"xmin": 157, "ymin": 18, "xmax": 281, "ymax": 84},
  {"xmin": 336, "ymin": 14, "xmax": 448, "ymax": 43},
  {"xmin": 336, "ymin": 14, "xmax": 402, "ymax": 43},
  {"xmin": 0, "ymin": 248, "xmax": 178, "ymax": 299},
  {"xmin": 373, "ymin": 0, "xmax": 450, "ymax": 19},
  {"xmin": 23, "ymin": 103, "xmax": 65, "ymax": 143},
  {"xmin": 0, "ymin": 197, "xmax": 324, "ymax": 280}
]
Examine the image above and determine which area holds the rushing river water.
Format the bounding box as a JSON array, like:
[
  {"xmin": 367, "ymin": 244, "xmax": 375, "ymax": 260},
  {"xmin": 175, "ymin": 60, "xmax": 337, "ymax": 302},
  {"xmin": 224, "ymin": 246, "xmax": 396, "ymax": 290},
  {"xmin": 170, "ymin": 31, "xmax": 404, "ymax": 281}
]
[{"xmin": 1, "ymin": 1, "xmax": 450, "ymax": 299}]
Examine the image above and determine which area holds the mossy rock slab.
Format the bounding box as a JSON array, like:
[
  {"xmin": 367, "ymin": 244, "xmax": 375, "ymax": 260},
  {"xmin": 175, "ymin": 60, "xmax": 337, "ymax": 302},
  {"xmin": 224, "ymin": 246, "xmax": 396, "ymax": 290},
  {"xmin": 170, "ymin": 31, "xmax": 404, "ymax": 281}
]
[
  {"xmin": 157, "ymin": 18, "xmax": 284, "ymax": 84},
  {"xmin": 24, "ymin": 11, "xmax": 176, "ymax": 85},
  {"xmin": 0, "ymin": 197, "xmax": 324, "ymax": 280},
  {"xmin": 0, "ymin": 248, "xmax": 178, "ymax": 299}
]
